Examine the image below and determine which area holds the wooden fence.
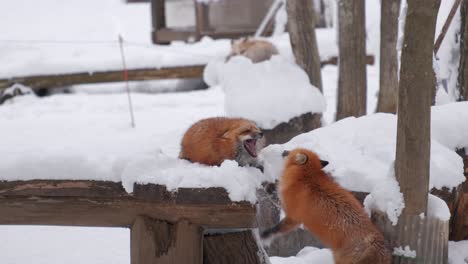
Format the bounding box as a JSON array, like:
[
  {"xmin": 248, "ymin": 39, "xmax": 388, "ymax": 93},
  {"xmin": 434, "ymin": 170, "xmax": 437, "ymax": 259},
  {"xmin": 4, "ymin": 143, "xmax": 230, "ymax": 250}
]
[{"xmin": 0, "ymin": 180, "xmax": 259, "ymax": 264}]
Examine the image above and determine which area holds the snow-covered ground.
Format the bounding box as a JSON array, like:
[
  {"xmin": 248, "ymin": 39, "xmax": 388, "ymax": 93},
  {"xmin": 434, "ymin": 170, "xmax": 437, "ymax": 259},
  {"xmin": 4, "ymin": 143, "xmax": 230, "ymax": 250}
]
[{"xmin": 1, "ymin": 0, "xmax": 467, "ymax": 263}]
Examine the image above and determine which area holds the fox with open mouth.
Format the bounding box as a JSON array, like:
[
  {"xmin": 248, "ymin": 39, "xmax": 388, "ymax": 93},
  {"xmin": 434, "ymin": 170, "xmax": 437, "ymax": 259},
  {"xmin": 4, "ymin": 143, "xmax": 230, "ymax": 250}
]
[{"xmin": 179, "ymin": 117, "xmax": 265, "ymax": 168}]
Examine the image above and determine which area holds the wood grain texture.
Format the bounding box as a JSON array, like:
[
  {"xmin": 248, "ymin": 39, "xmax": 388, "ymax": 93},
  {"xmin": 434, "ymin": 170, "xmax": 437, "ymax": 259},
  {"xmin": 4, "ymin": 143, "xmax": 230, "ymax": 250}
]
[
  {"xmin": 286, "ymin": 0, "xmax": 323, "ymax": 91},
  {"xmin": 262, "ymin": 112, "xmax": 321, "ymax": 146},
  {"xmin": 459, "ymin": 0, "xmax": 468, "ymax": 101},
  {"xmin": 372, "ymin": 212, "xmax": 448, "ymax": 264},
  {"xmin": 395, "ymin": 0, "xmax": 440, "ymax": 216},
  {"xmin": 0, "ymin": 181, "xmax": 256, "ymax": 228},
  {"xmin": 336, "ymin": 0, "xmax": 367, "ymax": 120},
  {"xmin": 0, "ymin": 65, "xmax": 205, "ymax": 91},
  {"xmin": 203, "ymin": 230, "xmax": 268, "ymax": 264},
  {"xmin": 131, "ymin": 216, "xmax": 202, "ymax": 264},
  {"xmin": 377, "ymin": 0, "xmax": 400, "ymax": 114}
]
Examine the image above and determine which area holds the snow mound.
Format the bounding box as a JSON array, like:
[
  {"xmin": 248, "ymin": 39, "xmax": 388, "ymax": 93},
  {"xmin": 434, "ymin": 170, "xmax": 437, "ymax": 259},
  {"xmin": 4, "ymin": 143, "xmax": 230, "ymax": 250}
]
[
  {"xmin": 448, "ymin": 240, "xmax": 468, "ymax": 264},
  {"xmin": 427, "ymin": 194, "xmax": 451, "ymax": 221},
  {"xmin": 432, "ymin": 102, "xmax": 468, "ymax": 150},
  {"xmin": 363, "ymin": 163, "xmax": 404, "ymax": 225},
  {"xmin": 122, "ymin": 152, "xmax": 268, "ymax": 203},
  {"xmin": 221, "ymin": 56, "xmax": 326, "ymax": 129},
  {"xmin": 270, "ymin": 246, "xmax": 334, "ymax": 264}
]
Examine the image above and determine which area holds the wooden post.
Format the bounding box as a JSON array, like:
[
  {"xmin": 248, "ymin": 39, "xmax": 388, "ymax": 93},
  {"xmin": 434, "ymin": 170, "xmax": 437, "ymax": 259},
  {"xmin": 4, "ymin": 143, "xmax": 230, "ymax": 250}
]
[
  {"xmin": 131, "ymin": 216, "xmax": 203, "ymax": 264},
  {"xmin": 459, "ymin": 0, "xmax": 468, "ymax": 101},
  {"xmin": 336, "ymin": 0, "xmax": 367, "ymax": 120},
  {"xmin": 203, "ymin": 230, "xmax": 268, "ymax": 264},
  {"xmin": 151, "ymin": 0, "xmax": 166, "ymax": 44},
  {"xmin": 286, "ymin": 0, "xmax": 323, "ymax": 91},
  {"xmin": 377, "ymin": 0, "xmax": 401, "ymax": 114},
  {"xmin": 372, "ymin": 212, "xmax": 449, "ymax": 264}
]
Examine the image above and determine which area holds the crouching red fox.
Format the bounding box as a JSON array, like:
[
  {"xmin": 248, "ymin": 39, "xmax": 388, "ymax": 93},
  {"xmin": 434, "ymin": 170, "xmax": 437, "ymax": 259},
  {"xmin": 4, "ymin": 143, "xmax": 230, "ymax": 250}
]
[
  {"xmin": 179, "ymin": 117, "xmax": 265, "ymax": 168},
  {"xmin": 261, "ymin": 149, "xmax": 391, "ymax": 264}
]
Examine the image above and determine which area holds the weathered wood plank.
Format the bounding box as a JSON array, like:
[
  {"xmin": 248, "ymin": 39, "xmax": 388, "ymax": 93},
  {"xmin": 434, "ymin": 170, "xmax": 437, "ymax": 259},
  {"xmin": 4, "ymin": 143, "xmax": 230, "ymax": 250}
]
[
  {"xmin": 131, "ymin": 216, "xmax": 203, "ymax": 264},
  {"xmin": 0, "ymin": 180, "xmax": 126, "ymax": 198},
  {"xmin": 0, "ymin": 65, "xmax": 205, "ymax": 91},
  {"xmin": 203, "ymin": 230, "xmax": 268, "ymax": 264},
  {"xmin": 263, "ymin": 112, "xmax": 322, "ymax": 145},
  {"xmin": 0, "ymin": 196, "xmax": 255, "ymax": 228},
  {"xmin": 133, "ymin": 183, "xmax": 244, "ymax": 205},
  {"xmin": 372, "ymin": 212, "xmax": 448, "ymax": 264},
  {"xmin": 0, "ymin": 181, "xmax": 256, "ymax": 228}
]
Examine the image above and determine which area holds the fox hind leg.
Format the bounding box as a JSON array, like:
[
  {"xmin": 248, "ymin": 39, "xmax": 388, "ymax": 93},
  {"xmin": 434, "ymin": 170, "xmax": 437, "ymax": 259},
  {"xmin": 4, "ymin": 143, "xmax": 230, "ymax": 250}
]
[{"xmin": 260, "ymin": 216, "xmax": 300, "ymax": 246}]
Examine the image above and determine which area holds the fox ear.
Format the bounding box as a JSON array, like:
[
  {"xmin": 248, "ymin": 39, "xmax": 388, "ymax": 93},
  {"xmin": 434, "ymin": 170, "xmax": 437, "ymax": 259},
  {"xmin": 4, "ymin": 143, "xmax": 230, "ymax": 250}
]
[
  {"xmin": 320, "ymin": 160, "xmax": 329, "ymax": 168},
  {"xmin": 295, "ymin": 153, "xmax": 308, "ymax": 165}
]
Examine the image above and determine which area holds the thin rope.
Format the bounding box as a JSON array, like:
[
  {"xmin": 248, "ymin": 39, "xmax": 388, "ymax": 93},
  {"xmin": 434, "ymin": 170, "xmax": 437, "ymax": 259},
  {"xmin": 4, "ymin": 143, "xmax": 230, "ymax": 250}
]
[{"xmin": 118, "ymin": 35, "xmax": 136, "ymax": 128}]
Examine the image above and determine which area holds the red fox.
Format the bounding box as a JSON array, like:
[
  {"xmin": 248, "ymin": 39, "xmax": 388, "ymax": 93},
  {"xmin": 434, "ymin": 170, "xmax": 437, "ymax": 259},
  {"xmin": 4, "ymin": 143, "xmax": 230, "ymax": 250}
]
[
  {"xmin": 179, "ymin": 117, "xmax": 265, "ymax": 168},
  {"xmin": 261, "ymin": 149, "xmax": 391, "ymax": 264},
  {"xmin": 226, "ymin": 38, "xmax": 279, "ymax": 63}
]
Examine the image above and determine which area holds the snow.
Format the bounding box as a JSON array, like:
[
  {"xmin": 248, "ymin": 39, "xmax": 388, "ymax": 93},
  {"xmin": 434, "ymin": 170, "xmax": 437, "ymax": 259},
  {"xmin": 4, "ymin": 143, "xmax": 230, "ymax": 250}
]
[
  {"xmin": 222, "ymin": 56, "xmax": 326, "ymax": 129},
  {"xmin": 393, "ymin": 246, "xmax": 417, "ymax": 258},
  {"xmin": 1, "ymin": 83, "xmax": 34, "ymax": 97},
  {"xmin": 432, "ymin": 101, "xmax": 468, "ymax": 150},
  {"xmin": 270, "ymin": 247, "xmax": 334, "ymax": 264},
  {"xmin": 0, "ymin": 0, "xmax": 467, "ymax": 263},
  {"xmin": 363, "ymin": 163, "xmax": 404, "ymax": 225},
  {"xmin": 449, "ymin": 240, "xmax": 468, "ymax": 264},
  {"xmin": 0, "ymin": 0, "xmax": 340, "ymax": 79},
  {"xmin": 0, "ymin": 225, "xmax": 129, "ymax": 264},
  {"xmin": 121, "ymin": 154, "xmax": 267, "ymax": 203},
  {"xmin": 434, "ymin": 0, "xmax": 462, "ymax": 101},
  {"xmin": 427, "ymin": 194, "xmax": 451, "ymax": 221},
  {"xmin": 261, "ymin": 105, "xmax": 466, "ymax": 224},
  {"xmin": 262, "ymin": 110, "xmax": 465, "ymax": 193}
]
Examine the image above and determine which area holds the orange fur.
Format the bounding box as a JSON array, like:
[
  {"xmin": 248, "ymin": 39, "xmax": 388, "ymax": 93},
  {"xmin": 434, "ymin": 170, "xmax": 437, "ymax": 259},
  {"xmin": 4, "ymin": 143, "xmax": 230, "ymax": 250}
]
[
  {"xmin": 263, "ymin": 148, "xmax": 391, "ymax": 264},
  {"xmin": 179, "ymin": 117, "xmax": 264, "ymax": 167},
  {"xmin": 227, "ymin": 38, "xmax": 279, "ymax": 63}
]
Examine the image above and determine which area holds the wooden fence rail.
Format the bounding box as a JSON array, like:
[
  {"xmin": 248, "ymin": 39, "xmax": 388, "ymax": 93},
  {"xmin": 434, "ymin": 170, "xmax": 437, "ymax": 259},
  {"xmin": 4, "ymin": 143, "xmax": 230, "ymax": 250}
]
[
  {"xmin": 0, "ymin": 65, "xmax": 206, "ymax": 92},
  {"xmin": 0, "ymin": 180, "xmax": 261, "ymax": 264}
]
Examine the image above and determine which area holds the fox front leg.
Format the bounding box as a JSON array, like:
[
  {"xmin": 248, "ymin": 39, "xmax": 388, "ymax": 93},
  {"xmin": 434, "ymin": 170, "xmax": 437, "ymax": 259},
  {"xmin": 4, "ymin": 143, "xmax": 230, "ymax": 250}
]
[{"xmin": 260, "ymin": 216, "xmax": 300, "ymax": 246}]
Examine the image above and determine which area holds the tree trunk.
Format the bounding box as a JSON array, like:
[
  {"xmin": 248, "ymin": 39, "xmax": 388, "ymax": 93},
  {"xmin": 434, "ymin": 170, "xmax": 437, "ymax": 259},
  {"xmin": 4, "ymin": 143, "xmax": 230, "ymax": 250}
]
[
  {"xmin": 286, "ymin": 0, "xmax": 323, "ymax": 91},
  {"xmin": 336, "ymin": 0, "xmax": 367, "ymax": 120},
  {"xmin": 377, "ymin": 0, "xmax": 401, "ymax": 113},
  {"xmin": 394, "ymin": 0, "xmax": 444, "ymax": 262},
  {"xmin": 459, "ymin": 0, "xmax": 468, "ymax": 101},
  {"xmin": 396, "ymin": 0, "xmax": 440, "ymax": 216}
]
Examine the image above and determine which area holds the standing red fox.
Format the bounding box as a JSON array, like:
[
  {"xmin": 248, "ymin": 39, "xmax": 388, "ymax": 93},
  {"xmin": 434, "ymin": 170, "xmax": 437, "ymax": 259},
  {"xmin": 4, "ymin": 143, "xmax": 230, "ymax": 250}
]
[
  {"xmin": 179, "ymin": 117, "xmax": 264, "ymax": 167},
  {"xmin": 261, "ymin": 149, "xmax": 391, "ymax": 264}
]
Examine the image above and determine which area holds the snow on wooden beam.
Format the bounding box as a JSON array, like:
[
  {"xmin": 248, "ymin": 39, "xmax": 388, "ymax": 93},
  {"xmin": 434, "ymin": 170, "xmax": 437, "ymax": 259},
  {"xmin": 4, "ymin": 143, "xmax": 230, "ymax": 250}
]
[
  {"xmin": 0, "ymin": 180, "xmax": 256, "ymax": 229},
  {"xmin": 0, "ymin": 65, "xmax": 205, "ymax": 91}
]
